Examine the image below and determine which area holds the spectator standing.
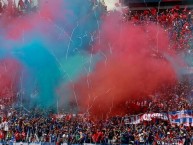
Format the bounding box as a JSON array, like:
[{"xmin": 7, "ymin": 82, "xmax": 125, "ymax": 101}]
[
  {"xmin": 24, "ymin": 0, "xmax": 31, "ymax": 12},
  {"xmin": 18, "ymin": 0, "xmax": 25, "ymax": 11},
  {"xmin": 108, "ymin": 128, "xmax": 114, "ymax": 144}
]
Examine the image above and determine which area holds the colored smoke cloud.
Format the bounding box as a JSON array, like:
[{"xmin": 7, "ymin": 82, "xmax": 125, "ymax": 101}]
[
  {"xmin": 0, "ymin": 0, "xmax": 103, "ymax": 108},
  {"xmin": 69, "ymin": 13, "xmax": 179, "ymax": 117},
  {"xmin": 0, "ymin": 59, "xmax": 21, "ymax": 102},
  {"xmin": 0, "ymin": 0, "xmax": 188, "ymax": 115}
]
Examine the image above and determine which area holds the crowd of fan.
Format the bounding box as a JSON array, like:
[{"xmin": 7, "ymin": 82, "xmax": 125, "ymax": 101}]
[
  {"xmin": 125, "ymin": 95, "xmax": 193, "ymax": 115},
  {"xmin": 0, "ymin": 88, "xmax": 193, "ymax": 144},
  {"xmin": 0, "ymin": 108, "xmax": 191, "ymax": 144},
  {"xmin": 124, "ymin": 83, "xmax": 193, "ymax": 115},
  {"xmin": 0, "ymin": 2, "xmax": 193, "ymax": 144},
  {"xmin": 124, "ymin": 6, "xmax": 193, "ymax": 52}
]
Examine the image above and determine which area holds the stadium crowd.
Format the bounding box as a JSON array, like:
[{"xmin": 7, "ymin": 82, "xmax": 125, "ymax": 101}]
[
  {"xmin": 0, "ymin": 1, "xmax": 193, "ymax": 145},
  {"xmin": 124, "ymin": 6, "xmax": 193, "ymax": 52},
  {"xmin": 0, "ymin": 108, "xmax": 191, "ymax": 144}
]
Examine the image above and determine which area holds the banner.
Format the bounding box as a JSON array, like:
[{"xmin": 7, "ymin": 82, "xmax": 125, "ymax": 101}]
[
  {"xmin": 124, "ymin": 113, "xmax": 168, "ymax": 124},
  {"xmin": 124, "ymin": 115, "xmax": 141, "ymax": 124},
  {"xmin": 126, "ymin": 110, "xmax": 193, "ymax": 126},
  {"xmin": 141, "ymin": 113, "xmax": 168, "ymax": 121}
]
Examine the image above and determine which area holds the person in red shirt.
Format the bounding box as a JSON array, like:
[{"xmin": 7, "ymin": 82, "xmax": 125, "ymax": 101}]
[
  {"xmin": 15, "ymin": 131, "xmax": 21, "ymax": 142},
  {"xmin": 96, "ymin": 130, "xmax": 104, "ymax": 143},
  {"xmin": 21, "ymin": 131, "xmax": 26, "ymax": 142},
  {"xmin": 92, "ymin": 129, "xmax": 104, "ymax": 143},
  {"xmin": 92, "ymin": 131, "xmax": 97, "ymax": 143},
  {"xmin": 0, "ymin": 129, "xmax": 4, "ymax": 142}
]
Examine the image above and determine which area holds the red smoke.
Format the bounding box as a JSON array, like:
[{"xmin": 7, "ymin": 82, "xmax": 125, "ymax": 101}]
[
  {"xmin": 0, "ymin": 59, "xmax": 21, "ymax": 104},
  {"xmin": 71, "ymin": 13, "xmax": 178, "ymax": 118},
  {"xmin": 0, "ymin": 0, "xmax": 65, "ymax": 40}
]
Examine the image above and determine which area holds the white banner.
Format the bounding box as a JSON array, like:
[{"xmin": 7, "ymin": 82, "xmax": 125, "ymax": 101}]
[
  {"xmin": 125, "ymin": 113, "xmax": 168, "ymax": 124},
  {"xmin": 141, "ymin": 113, "xmax": 168, "ymax": 121}
]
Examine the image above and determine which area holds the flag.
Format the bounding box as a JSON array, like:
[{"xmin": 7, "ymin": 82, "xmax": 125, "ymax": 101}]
[{"xmin": 168, "ymin": 110, "xmax": 193, "ymax": 126}]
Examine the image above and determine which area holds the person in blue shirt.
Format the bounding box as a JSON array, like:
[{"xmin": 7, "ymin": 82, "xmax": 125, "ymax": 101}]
[
  {"xmin": 50, "ymin": 132, "xmax": 57, "ymax": 143},
  {"xmin": 78, "ymin": 131, "xmax": 85, "ymax": 144}
]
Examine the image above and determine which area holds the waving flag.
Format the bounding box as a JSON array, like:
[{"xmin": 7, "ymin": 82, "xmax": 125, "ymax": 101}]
[{"xmin": 168, "ymin": 110, "xmax": 193, "ymax": 126}]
